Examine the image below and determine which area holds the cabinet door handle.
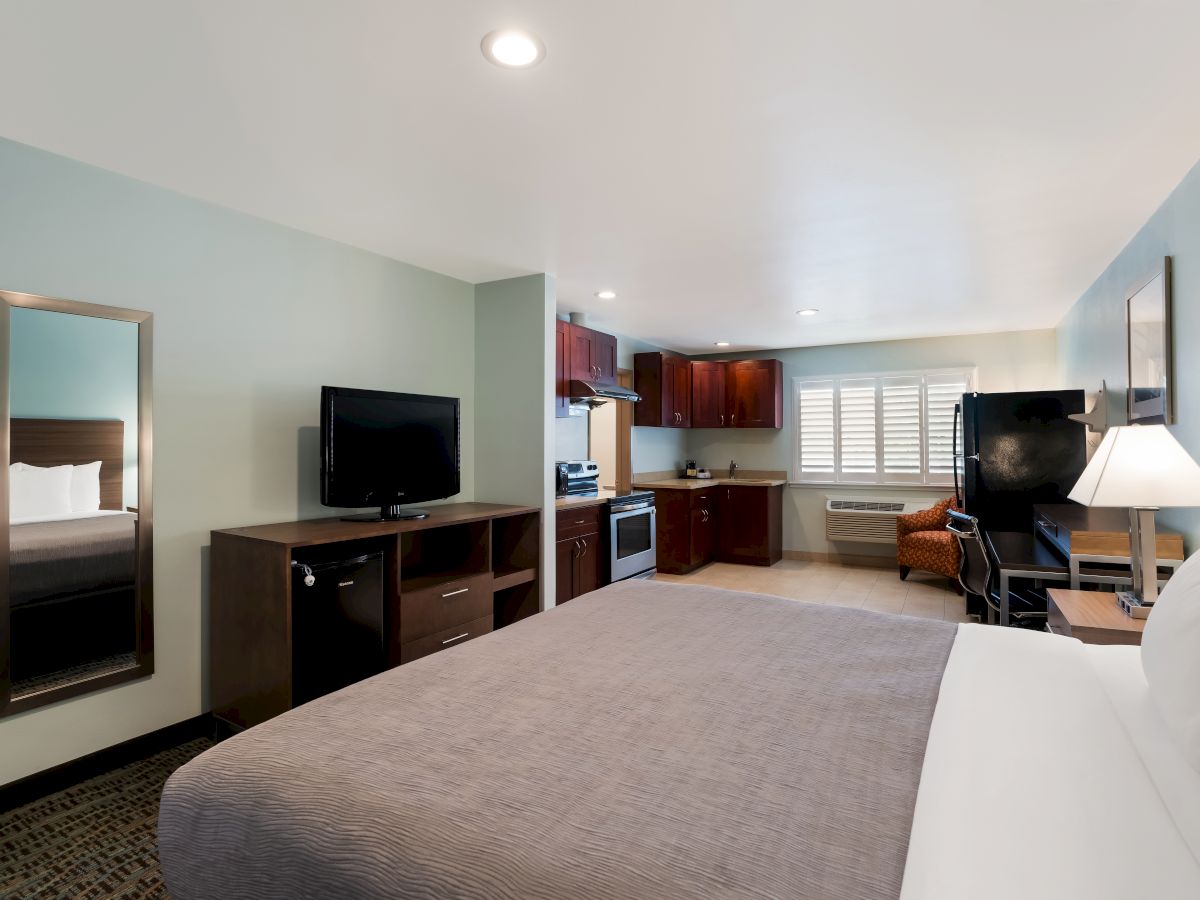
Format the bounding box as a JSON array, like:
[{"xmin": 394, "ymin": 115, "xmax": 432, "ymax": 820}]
[
  {"xmin": 580, "ymin": 537, "xmax": 588, "ymax": 558},
  {"xmin": 574, "ymin": 539, "xmax": 582, "ymax": 559},
  {"xmin": 720, "ymin": 413, "xmax": 725, "ymax": 426},
  {"xmin": 441, "ymin": 587, "xmax": 469, "ymax": 598},
  {"xmin": 575, "ymin": 519, "xmax": 586, "ymax": 525},
  {"xmin": 442, "ymin": 632, "xmax": 470, "ymax": 645}
]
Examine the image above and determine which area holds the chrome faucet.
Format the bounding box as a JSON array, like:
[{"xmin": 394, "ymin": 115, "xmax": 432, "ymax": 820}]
[{"xmin": 728, "ymin": 460, "xmax": 737, "ymax": 479}]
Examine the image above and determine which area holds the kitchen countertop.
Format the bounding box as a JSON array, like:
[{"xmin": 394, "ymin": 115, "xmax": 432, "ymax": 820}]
[
  {"xmin": 633, "ymin": 477, "xmax": 787, "ymax": 490},
  {"xmin": 554, "ymin": 490, "xmax": 616, "ymax": 510}
]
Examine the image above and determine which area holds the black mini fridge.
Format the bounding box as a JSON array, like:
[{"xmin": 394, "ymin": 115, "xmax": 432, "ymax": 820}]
[
  {"xmin": 957, "ymin": 390, "xmax": 1087, "ymax": 533},
  {"xmin": 291, "ymin": 550, "xmax": 386, "ymax": 706}
]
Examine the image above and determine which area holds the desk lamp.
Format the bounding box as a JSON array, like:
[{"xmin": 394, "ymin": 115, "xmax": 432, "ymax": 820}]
[{"xmin": 1068, "ymin": 424, "xmax": 1200, "ymax": 614}]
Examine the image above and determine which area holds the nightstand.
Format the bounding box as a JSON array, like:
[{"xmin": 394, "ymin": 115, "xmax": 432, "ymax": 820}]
[{"xmin": 1045, "ymin": 588, "xmax": 1145, "ymax": 646}]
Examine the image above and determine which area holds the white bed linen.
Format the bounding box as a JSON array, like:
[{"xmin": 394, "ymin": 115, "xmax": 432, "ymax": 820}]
[
  {"xmin": 9, "ymin": 508, "xmax": 131, "ymax": 527},
  {"xmin": 1086, "ymin": 643, "xmax": 1200, "ymax": 861},
  {"xmin": 901, "ymin": 624, "xmax": 1200, "ymax": 900}
]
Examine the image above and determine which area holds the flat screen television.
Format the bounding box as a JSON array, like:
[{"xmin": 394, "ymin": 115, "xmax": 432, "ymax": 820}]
[{"xmin": 321, "ymin": 386, "xmax": 460, "ymax": 521}]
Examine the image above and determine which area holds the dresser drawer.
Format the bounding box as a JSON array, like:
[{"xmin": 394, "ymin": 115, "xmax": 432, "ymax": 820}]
[
  {"xmin": 399, "ymin": 573, "xmax": 493, "ymax": 643},
  {"xmin": 557, "ymin": 505, "xmax": 603, "ymax": 540},
  {"xmin": 399, "ymin": 615, "xmax": 492, "ymax": 664}
]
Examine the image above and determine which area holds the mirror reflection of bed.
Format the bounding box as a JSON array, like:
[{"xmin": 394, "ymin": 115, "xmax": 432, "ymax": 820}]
[
  {"xmin": 3, "ymin": 293, "xmax": 152, "ymax": 714},
  {"xmin": 9, "ymin": 418, "xmax": 139, "ymax": 697}
]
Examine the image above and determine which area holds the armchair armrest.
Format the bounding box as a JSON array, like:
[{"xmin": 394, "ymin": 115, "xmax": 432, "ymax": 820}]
[{"xmin": 896, "ymin": 497, "xmax": 956, "ymax": 538}]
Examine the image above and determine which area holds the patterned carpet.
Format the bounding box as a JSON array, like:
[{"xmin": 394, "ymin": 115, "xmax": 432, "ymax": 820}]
[{"xmin": 0, "ymin": 738, "xmax": 213, "ymax": 899}]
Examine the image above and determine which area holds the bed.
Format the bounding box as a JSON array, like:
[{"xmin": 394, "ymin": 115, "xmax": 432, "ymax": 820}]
[
  {"xmin": 8, "ymin": 418, "xmax": 137, "ymax": 681},
  {"xmin": 158, "ymin": 578, "xmax": 1200, "ymax": 899}
]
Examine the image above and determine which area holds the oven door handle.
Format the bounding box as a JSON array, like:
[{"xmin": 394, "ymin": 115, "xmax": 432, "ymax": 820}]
[{"xmin": 610, "ymin": 502, "xmax": 653, "ymax": 513}]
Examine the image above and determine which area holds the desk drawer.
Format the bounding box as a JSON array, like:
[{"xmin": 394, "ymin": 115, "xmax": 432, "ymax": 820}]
[
  {"xmin": 557, "ymin": 505, "xmax": 603, "ymax": 541},
  {"xmin": 399, "ymin": 573, "xmax": 493, "ymax": 643},
  {"xmin": 399, "ymin": 615, "xmax": 492, "ymax": 664}
]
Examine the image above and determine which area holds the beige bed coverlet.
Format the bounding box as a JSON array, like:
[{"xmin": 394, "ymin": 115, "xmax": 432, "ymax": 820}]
[{"xmin": 160, "ymin": 580, "xmax": 955, "ymax": 899}]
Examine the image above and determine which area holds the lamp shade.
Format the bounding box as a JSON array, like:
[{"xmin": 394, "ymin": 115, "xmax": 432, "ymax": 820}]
[{"xmin": 1068, "ymin": 424, "xmax": 1200, "ymax": 508}]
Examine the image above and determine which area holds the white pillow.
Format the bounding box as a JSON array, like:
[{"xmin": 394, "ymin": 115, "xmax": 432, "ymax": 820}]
[
  {"xmin": 1142, "ymin": 550, "xmax": 1200, "ymax": 773},
  {"xmin": 9, "ymin": 462, "xmax": 73, "ymax": 520},
  {"xmin": 70, "ymin": 460, "xmax": 103, "ymax": 512}
]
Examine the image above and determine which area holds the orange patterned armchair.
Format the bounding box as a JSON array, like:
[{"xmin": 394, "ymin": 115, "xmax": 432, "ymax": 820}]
[{"xmin": 896, "ymin": 497, "xmax": 962, "ymax": 585}]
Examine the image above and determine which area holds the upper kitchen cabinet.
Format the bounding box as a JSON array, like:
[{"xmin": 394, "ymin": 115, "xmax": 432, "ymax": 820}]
[
  {"xmin": 556, "ymin": 320, "xmax": 621, "ymax": 417},
  {"xmin": 555, "ymin": 319, "xmax": 571, "ymax": 418},
  {"xmin": 568, "ymin": 323, "xmax": 617, "ymax": 386},
  {"xmin": 634, "ymin": 352, "xmax": 692, "ymax": 428},
  {"xmin": 691, "ymin": 360, "xmax": 727, "ymax": 428},
  {"xmin": 726, "ymin": 359, "xmax": 783, "ymax": 429}
]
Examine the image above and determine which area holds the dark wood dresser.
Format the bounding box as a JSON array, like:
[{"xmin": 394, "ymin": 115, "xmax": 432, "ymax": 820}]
[{"xmin": 210, "ymin": 503, "xmax": 540, "ymax": 730}]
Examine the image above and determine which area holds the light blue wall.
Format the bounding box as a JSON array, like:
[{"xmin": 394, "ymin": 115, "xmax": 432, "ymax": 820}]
[
  {"xmin": 0, "ymin": 137, "xmax": 476, "ymax": 785},
  {"xmin": 10, "ymin": 307, "xmax": 140, "ymax": 507},
  {"xmin": 1057, "ymin": 156, "xmax": 1200, "ymax": 549}
]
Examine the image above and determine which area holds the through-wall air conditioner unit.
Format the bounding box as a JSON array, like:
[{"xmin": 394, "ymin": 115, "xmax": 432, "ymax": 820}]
[{"xmin": 824, "ymin": 496, "xmax": 941, "ymax": 544}]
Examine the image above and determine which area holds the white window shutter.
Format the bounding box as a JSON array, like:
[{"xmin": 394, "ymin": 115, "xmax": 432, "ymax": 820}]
[
  {"xmin": 881, "ymin": 376, "xmax": 923, "ymax": 480},
  {"xmin": 925, "ymin": 373, "xmax": 970, "ymax": 482},
  {"xmin": 796, "ymin": 380, "xmax": 836, "ymax": 479},
  {"xmin": 838, "ymin": 378, "xmax": 878, "ymax": 479}
]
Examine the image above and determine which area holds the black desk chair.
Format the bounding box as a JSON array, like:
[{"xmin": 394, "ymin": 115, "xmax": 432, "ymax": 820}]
[{"xmin": 946, "ymin": 510, "xmax": 1047, "ymax": 627}]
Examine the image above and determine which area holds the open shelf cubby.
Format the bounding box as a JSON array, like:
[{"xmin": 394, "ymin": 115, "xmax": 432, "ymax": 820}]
[
  {"xmin": 399, "ymin": 521, "xmax": 490, "ymax": 592},
  {"xmin": 491, "ymin": 511, "xmax": 541, "ymax": 627}
]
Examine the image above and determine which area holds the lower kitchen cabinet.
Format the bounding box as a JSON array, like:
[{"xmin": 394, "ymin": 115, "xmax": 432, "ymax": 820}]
[
  {"xmin": 654, "ymin": 488, "xmax": 718, "ymax": 575},
  {"xmin": 717, "ymin": 484, "xmax": 784, "ymax": 566},
  {"xmin": 556, "ymin": 506, "xmax": 604, "ymax": 604}
]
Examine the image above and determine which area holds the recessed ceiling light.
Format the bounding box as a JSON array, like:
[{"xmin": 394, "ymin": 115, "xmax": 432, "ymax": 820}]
[
  {"xmin": 481, "ymin": 29, "xmax": 546, "ymax": 68},
  {"xmin": 714, "ymin": 341, "xmax": 730, "ymax": 347},
  {"xmin": 796, "ymin": 308, "xmax": 819, "ymax": 317},
  {"xmin": 595, "ymin": 290, "xmax": 617, "ymax": 300}
]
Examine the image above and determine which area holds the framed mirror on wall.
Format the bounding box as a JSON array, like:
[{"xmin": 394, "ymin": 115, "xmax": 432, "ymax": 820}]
[
  {"xmin": 1, "ymin": 290, "xmax": 153, "ymax": 717},
  {"xmin": 1126, "ymin": 257, "xmax": 1174, "ymax": 425}
]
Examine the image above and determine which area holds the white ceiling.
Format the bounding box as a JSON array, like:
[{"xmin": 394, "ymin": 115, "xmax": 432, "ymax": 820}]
[{"xmin": 1, "ymin": 0, "xmax": 1198, "ymax": 354}]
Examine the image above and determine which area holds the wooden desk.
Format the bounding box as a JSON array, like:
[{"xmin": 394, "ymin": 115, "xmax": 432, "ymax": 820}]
[{"xmin": 1046, "ymin": 588, "xmax": 1145, "ymax": 646}]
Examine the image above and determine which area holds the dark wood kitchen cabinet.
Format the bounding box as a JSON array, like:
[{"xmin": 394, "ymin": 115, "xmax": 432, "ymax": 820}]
[
  {"xmin": 652, "ymin": 488, "xmax": 717, "ymax": 574},
  {"xmin": 691, "ymin": 360, "xmax": 727, "ymax": 428},
  {"xmin": 556, "ymin": 321, "xmax": 620, "ymax": 416},
  {"xmin": 568, "ymin": 323, "xmax": 617, "ymax": 386},
  {"xmin": 726, "ymin": 359, "xmax": 783, "ymax": 429},
  {"xmin": 555, "ymin": 506, "xmax": 603, "ymax": 604},
  {"xmin": 717, "ymin": 484, "xmax": 784, "ymax": 566},
  {"xmin": 555, "ymin": 319, "xmax": 571, "ymax": 418},
  {"xmin": 634, "ymin": 352, "xmax": 692, "ymax": 428}
]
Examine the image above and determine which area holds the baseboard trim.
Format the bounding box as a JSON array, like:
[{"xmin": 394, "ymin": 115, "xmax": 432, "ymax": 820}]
[
  {"xmin": 0, "ymin": 713, "xmax": 213, "ymax": 812},
  {"xmin": 783, "ymin": 550, "xmax": 898, "ymax": 569}
]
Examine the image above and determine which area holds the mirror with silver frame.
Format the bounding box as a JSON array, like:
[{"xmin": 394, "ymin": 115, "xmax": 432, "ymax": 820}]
[{"xmin": 1, "ymin": 291, "xmax": 153, "ymax": 716}]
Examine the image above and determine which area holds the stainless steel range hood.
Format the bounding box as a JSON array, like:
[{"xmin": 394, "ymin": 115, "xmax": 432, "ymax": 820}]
[{"xmin": 568, "ymin": 380, "xmax": 641, "ymax": 403}]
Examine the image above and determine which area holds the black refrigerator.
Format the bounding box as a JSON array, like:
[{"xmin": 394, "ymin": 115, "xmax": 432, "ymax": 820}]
[{"xmin": 956, "ymin": 390, "xmax": 1087, "ymax": 533}]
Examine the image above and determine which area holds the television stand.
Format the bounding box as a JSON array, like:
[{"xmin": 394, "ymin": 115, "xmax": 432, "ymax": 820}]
[
  {"xmin": 343, "ymin": 505, "xmax": 429, "ymax": 522},
  {"xmin": 210, "ymin": 502, "xmax": 543, "ymax": 729}
]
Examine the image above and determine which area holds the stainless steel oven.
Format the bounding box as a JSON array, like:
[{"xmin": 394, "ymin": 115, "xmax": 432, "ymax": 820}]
[{"xmin": 609, "ymin": 494, "xmax": 656, "ymax": 581}]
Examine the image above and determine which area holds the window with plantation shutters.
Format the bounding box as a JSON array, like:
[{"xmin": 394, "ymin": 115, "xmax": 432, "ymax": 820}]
[
  {"xmin": 796, "ymin": 380, "xmax": 836, "ymax": 477},
  {"xmin": 792, "ymin": 368, "xmax": 974, "ymax": 485}
]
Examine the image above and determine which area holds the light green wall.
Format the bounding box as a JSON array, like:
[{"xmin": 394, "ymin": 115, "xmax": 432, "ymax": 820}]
[
  {"xmin": 475, "ymin": 275, "xmax": 556, "ymax": 607},
  {"xmin": 686, "ymin": 329, "xmax": 1060, "ymax": 556},
  {"xmin": 1057, "ymin": 156, "xmax": 1200, "ymax": 550},
  {"xmin": 10, "ymin": 308, "xmax": 140, "ymax": 508},
  {"xmin": 0, "ymin": 137, "xmax": 476, "ymax": 785}
]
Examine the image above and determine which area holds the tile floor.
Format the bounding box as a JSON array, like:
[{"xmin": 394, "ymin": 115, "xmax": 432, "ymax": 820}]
[{"xmin": 653, "ymin": 559, "xmax": 976, "ymax": 623}]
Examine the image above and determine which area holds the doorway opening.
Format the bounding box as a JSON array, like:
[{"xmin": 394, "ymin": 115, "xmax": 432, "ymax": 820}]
[{"xmin": 588, "ymin": 369, "xmax": 633, "ymax": 492}]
